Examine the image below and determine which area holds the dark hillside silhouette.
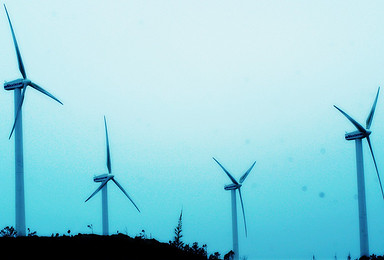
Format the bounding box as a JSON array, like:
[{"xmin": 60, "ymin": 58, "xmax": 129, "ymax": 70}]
[{"xmin": 0, "ymin": 232, "xmax": 221, "ymax": 260}]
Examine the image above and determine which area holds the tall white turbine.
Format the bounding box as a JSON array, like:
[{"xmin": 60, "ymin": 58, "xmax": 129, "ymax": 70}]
[
  {"xmin": 213, "ymin": 157, "xmax": 255, "ymax": 260},
  {"xmin": 3, "ymin": 5, "xmax": 63, "ymax": 236},
  {"xmin": 334, "ymin": 87, "xmax": 384, "ymax": 258},
  {"xmin": 85, "ymin": 117, "xmax": 140, "ymax": 235}
]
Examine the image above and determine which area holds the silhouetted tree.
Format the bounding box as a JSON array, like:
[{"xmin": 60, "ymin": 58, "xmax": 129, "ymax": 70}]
[{"xmin": 170, "ymin": 209, "xmax": 184, "ymax": 249}]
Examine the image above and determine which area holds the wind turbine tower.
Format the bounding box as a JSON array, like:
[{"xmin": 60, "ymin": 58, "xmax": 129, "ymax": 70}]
[
  {"xmin": 3, "ymin": 5, "xmax": 63, "ymax": 236},
  {"xmin": 334, "ymin": 87, "xmax": 384, "ymax": 257},
  {"xmin": 85, "ymin": 117, "xmax": 140, "ymax": 235},
  {"xmin": 213, "ymin": 157, "xmax": 255, "ymax": 260}
]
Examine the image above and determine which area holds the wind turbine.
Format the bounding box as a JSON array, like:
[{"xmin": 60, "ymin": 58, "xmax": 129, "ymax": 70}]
[
  {"xmin": 334, "ymin": 87, "xmax": 384, "ymax": 258},
  {"xmin": 213, "ymin": 157, "xmax": 255, "ymax": 260},
  {"xmin": 3, "ymin": 4, "xmax": 63, "ymax": 236},
  {"xmin": 85, "ymin": 117, "xmax": 140, "ymax": 236}
]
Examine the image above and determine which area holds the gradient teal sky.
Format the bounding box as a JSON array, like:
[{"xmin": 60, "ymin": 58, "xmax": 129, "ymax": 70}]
[{"xmin": 0, "ymin": 1, "xmax": 384, "ymax": 259}]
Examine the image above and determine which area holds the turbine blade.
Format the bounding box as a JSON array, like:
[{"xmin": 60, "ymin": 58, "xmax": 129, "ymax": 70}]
[
  {"xmin": 4, "ymin": 4, "xmax": 26, "ymax": 79},
  {"xmin": 239, "ymin": 161, "xmax": 256, "ymax": 184},
  {"xmin": 366, "ymin": 87, "xmax": 380, "ymax": 129},
  {"xmin": 104, "ymin": 116, "xmax": 111, "ymax": 174},
  {"xmin": 29, "ymin": 82, "xmax": 63, "ymax": 105},
  {"xmin": 85, "ymin": 179, "xmax": 109, "ymax": 202},
  {"xmin": 238, "ymin": 188, "xmax": 247, "ymax": 237},
  {"xmin": 366, "ymin": 136, "xmax": 384, "ymax": 200},
  {"xmin": 334, "ymin": 105, "xmax": 367, "ymax": 133},
  {"xmin": 112, "ymin": 178, "xmax": 140, "ymax": 212},
  {"xmin": 212, "ymin": 157, "xmax": 239, "ymax": 185},
  {"xmin": 9, "ymin": 86, "xmax": 27, "ymax": 139}
]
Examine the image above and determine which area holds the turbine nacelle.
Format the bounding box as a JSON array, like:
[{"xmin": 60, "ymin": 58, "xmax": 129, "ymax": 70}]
[
  {"xmin": 4, "ymin": 78, "xmax": 30, "ymax": 90},
  {"xmin": 224, "ymin": 183, "xmax": 242, "ymax": 190},
  {"xmin": 93, "ymin": 174, "xmax": 114, "ymax": 183},
  {"xmin": 345, "ymin": 130, "xmax": 371, "ymax": 141}
]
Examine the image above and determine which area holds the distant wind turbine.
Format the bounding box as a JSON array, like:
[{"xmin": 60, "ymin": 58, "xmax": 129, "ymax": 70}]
[
  {"xmin": 334, "ymin": 87, "xmax": 384, "ymax": 257},
  {"xmin": 3, "ymin": 4, "xmax": 63, "ymax": 236},
  {"xmin": 85, "ymin": 117, "xmax": 140, "ymax": 236},
  {"xmin": 213, "ymin": 157, "xmax": 255, "ymax": 260}
]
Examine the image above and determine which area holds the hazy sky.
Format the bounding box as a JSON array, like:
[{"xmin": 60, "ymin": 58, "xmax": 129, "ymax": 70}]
[{"xmin": 0, "ymin": 1, "xmax": 384, "ymax": 259}]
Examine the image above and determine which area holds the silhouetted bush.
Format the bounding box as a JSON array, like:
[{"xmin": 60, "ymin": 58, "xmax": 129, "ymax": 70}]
[
  {"xmin": 87, "ymin": 224, "xmax": 93, "ymax": 234},
  {"xmin": 358, "ymin": 255, "xmax": 384, "ymax": 260},
  {"xmin": 209, "ymin": 252, "xmax": 221, "ymax": 260},
  {"xmin": 184, "ymin": 242, "xmax": 208, "ymax": 258},
  {"xmin": 224, "ymin": 250, "xmax": 234, "ymax": 260},
  {"xmin": 27, "ymin": 228, "xmax": 37, "ymax": 237},
  {"xmin": 0, "ymin": 226, "xmax": 17, "ymax": 237},
  {"xmin": 135, "ymin": 229, "xmax": 147, "ymax": 239}
]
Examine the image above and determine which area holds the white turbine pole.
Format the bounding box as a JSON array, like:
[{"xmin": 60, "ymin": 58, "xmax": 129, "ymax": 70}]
[
  {"xmin": 85, "ymin": 118, "xmax": 140, "ymax": 235},
  {"xmin": 334, "ymin": 89, "xmax": 382, "ymax": 258},
  {"xmin": 4, "ymin": 4, "xmax": 63, "ymax": 237},
  {"xmin": 355, "ymin": 139, "xmax": 369, "ymax": 256},
  {"xmin": 231, "ymin": 189, "xmax": 239, "ymax": 260},
  {"xmin": 102, "ymin": 184, "xmax": 109, "ymax": 236},
  {"xmin": 213, "ymin": 158, "xmax": 254, "ymax": 260},
  {"xmin": 14, "ymin": 88, "xmax": 25, "ymax": 237}
]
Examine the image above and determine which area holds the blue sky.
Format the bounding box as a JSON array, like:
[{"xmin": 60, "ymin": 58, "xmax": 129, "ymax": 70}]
[{"xmin": 0, "ymin": 1, "xmax": 384, "ymax": 259}]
